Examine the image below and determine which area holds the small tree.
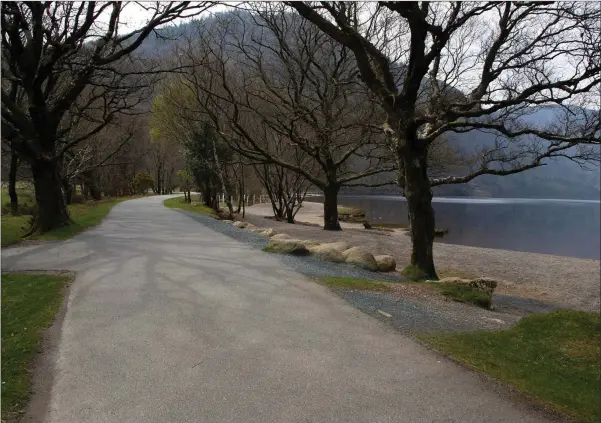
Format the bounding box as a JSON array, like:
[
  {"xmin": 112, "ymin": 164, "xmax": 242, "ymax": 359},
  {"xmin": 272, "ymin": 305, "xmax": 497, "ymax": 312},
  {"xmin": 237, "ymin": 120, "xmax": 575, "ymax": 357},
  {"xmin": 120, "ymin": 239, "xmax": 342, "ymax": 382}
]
[
  {"xmin": 131, "ymin": 172, "xmax": 155, "ymax": 195},
  {"xmin": 176, "ymin": 169, "xmax": 193, "ymax": 203}
]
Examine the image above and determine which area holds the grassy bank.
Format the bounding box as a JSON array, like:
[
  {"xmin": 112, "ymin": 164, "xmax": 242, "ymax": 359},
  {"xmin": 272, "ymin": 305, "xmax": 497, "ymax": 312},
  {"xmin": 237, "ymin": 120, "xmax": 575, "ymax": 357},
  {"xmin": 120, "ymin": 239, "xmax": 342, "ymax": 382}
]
[
  {"xmin": 1, "ymin": 197, "xmax": 139, "ymax": 247},
  {"xmin": 320, "ymin": 276, "xmax": 491, "ymax": 308},
  {"xmin": 420, "ymin": 310, "xmax": 601, "ymax": 423},
  {"xmin": 164, "ymin": 195, "xmax": 218, "ymax": 217},
  {"xmin": 1, "ymin": 273, "xmax": 72, "ymax": 422}
]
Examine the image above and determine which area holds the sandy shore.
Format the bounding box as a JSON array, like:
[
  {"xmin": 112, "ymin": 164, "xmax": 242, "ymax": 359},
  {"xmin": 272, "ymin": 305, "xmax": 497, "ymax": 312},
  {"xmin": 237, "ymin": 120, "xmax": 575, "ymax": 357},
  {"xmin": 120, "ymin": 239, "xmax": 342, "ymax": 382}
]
[{"xmin": 243, "ymin": 201, "xmax": 600, "ymax": 311}]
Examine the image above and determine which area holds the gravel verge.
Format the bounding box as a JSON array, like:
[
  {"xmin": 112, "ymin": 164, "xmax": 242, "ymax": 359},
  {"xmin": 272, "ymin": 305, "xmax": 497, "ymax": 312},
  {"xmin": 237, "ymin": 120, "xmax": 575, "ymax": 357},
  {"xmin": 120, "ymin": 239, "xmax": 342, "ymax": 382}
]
[
  {"xmin": 243, "ymin": 202, "xmax": 600, "ymax": 312},
  {"xmin": 176, "ymin": 210, "xmax": 403, "ymax": 282},
  {"xmin": 176, "ymin": 208, "xmax": 559, "ymax": 334}
]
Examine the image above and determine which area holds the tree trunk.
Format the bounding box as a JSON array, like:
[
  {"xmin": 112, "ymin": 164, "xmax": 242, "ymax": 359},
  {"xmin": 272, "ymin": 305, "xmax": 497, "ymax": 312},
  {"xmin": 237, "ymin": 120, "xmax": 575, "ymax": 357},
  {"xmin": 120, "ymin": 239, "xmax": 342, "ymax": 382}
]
[
  {"xmin": 323, "ymin": 184, "xmax": 341, "ymax": 230},
  {"xmin": 83, "ymin": 171, "xmax": 102, "ymax": 201},
  {"xmin": 31, "ymin": 160, "xmax": 70, "ymax": 232},
  {"xmin": 62, "ymin": 179, "xmax": 73, "ymax": 205},
  {"xmin": 403, "ymin": 151, "xmax": 437, "ymax": 279},
  {"xmin": 286, "ymin": 207, "xmax": 295, "ymax": 224},
  {"xmin": 8, "ymin": 149, "xmax": 19, "ymax": 215}
]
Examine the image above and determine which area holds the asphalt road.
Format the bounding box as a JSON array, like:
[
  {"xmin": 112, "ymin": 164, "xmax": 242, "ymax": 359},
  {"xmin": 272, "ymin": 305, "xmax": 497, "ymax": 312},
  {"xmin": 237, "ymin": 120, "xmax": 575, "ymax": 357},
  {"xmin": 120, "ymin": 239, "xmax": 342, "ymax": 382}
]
[{"xmin": 2, "ymin": 195, "xmax": 555, "ymax": 423}]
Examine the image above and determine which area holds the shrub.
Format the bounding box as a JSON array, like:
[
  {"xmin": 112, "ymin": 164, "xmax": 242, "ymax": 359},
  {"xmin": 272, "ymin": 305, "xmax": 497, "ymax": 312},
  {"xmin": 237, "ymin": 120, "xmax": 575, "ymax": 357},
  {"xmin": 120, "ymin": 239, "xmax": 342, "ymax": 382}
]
[
  {"xmin": 401, "ymin": 264, "xmax": 429, "ymax": 281},
  {"xmin": 131, "ymin": 172, "xmax": 154, "ymax": 195},
  {"xmin": 70, "ymin": 194, "xmax": 85, "ymax": 204}
]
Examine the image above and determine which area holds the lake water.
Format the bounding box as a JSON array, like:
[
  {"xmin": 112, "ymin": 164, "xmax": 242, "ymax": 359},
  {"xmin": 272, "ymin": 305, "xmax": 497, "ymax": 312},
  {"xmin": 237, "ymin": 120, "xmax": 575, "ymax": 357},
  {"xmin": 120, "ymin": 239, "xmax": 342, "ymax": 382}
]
[{"xmin": 310, "ymin": 195, "xmax": 601, "ymax": 260}]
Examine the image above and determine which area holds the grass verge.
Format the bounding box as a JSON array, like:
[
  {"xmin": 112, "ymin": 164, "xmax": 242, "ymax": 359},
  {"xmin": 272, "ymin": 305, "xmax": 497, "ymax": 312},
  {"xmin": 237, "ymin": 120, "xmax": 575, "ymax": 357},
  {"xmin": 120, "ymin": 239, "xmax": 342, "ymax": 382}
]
[
  {"xmin": 319, "ymin": 276, "xmax": 391, "ymax": 292},
  {"xmin": 420, "ymin": 310, "xmax": 601, "ymax": 423},
  {"xmin": 435, "ymin": 283, "xmax": 492, "ymax": 309},
  {"xmin": 164, "ymin": 195, "xmax": 218, "ymax": 217},
  {"xmin": 1, "ymin": 197, "xmax": 138, "ymax": 247},
  {"xmin": 1, "ymin": 273, "xmax": 72, "ymax": 422},
  {"xmin": 321, "ymin": 274, "xmax": 491, "ymax": 309},
  {"xmin": 400, "ymin": 264, "xmax": 429, "ymax": 281}
]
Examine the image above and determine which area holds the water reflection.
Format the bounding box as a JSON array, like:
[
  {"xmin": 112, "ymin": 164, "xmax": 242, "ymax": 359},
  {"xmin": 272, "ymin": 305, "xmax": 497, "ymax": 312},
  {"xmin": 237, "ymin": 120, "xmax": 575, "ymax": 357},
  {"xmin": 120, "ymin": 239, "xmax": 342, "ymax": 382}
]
[{"xmin": 310, "ymin": 195, "xmax": 601, "ymax": 260}]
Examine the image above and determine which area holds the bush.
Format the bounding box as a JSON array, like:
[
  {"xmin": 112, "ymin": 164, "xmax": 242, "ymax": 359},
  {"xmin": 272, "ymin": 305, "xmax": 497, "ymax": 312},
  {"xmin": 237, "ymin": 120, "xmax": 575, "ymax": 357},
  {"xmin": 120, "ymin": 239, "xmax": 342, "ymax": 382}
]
[
  {"xmin": 131, "ymin": 172, "xmax": 154, "ymax": 195},
  {"xmin": 70, "ymin": 194, "xmax": 85, "ymax": 204},
  {"xmin": 401, "ymin": 264, "xmax": 429, "ymax": 281}
]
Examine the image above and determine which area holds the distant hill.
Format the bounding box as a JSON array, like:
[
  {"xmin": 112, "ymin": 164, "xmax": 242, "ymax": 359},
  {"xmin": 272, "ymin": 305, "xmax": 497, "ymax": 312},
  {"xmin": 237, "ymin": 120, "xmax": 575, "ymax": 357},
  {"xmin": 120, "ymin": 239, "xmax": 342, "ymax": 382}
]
[{"xmin": 142, "ymin": 15, "xmax": 601, "ymax": 201}]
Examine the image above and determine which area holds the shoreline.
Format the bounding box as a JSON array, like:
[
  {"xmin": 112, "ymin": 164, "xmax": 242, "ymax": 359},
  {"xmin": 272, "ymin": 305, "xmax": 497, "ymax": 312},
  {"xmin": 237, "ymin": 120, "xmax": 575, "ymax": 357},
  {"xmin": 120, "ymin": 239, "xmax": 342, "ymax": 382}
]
[{"xmin": 243, "ymin": 201, "xmax": 600, "ymax": 312}]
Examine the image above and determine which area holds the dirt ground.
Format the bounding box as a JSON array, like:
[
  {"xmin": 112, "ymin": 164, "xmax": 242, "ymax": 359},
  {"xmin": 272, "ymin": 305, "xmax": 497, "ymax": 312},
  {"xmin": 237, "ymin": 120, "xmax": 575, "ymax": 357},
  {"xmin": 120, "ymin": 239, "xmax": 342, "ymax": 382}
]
[{"xmin": 241, "ymin": 201, "xmax": 600, "ymax": 312}]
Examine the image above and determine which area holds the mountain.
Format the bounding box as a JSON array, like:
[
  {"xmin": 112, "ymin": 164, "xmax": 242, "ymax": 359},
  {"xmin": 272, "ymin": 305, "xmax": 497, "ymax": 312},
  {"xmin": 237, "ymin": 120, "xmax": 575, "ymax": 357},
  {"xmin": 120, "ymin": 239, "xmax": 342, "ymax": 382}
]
[{"xmin": 141, "ymin": 15, "xmax": 601, "ymax": 201}]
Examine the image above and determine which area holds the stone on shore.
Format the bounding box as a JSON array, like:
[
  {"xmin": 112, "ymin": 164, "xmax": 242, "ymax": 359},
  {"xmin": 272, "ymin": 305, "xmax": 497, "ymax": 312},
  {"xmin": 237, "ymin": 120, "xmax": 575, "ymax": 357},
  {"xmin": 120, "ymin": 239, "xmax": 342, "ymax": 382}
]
[
  {"xmin": 232, "ymin": 221, "xmax": 249, "ymax": 229},
  {"xmin": 271, "ymin": 233, "xmax": 291, "ymax": 240},
  {"xmin": 342, "ymin": 247, "xmax": 378, "ymax": 271},
  {"xmin": 266, "ymin": 238, "xmax": 310, "ymax": 255},
  {"xmin": 260, "ymin": 228, "xmax": 278, "ymax": 237},
  {"xmin": 307, "ymin": 244, "xmax": 346, "ymax": 263},
  {"xmin": 375, "ymin": 255, "xmax": 396, "ymax": 272}
]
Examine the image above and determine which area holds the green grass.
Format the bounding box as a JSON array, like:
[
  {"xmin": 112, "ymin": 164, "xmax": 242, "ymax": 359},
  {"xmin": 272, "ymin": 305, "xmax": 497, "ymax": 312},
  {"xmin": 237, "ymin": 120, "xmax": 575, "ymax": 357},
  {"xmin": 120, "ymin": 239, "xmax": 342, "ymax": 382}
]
[
  {"xmin": 337, "ymin": 205, "xmax": 365, "ymax": 216},
  {"xmin": 420, "ymin": 310, "xmax": 601, "ymax": 423},
  {"xmin": 1, "ymin": 215, "xmax": 30, "ymax": 247},
  {"xmin": 437, "ymin": 268, "xmax": 480, "ymax": 280},
  {"xmin": 1, "ymin": 185, "xmax": 36, "ymax": 215},
  {"xmin": 1, "ymin": 273, "xmax": 72, "ymax": 422},
  {"xmin": 1, "ymin": 197, "xmax": 137, "ymax": 246},
  {"xmin": 435, "ymin": 283, "xmax": 492, "ymax": 309},
  {"xmin": 164, "ymin": 195, "xmax": 218, "ymax": 217},
  {"xmin": 401, "ymin": 264, "xmax": 429, "ymax": 281},
  {"xmin": 319, "ymin": 276, "xmax": 391, "ymax": 291}
]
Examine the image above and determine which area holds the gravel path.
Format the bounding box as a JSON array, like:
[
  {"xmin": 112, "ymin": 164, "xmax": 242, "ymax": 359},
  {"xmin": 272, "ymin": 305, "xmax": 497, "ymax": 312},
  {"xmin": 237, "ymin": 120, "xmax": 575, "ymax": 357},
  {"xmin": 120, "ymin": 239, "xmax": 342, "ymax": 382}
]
[
  {"xmin": 1, "ymin": 195, "xmax": 558, "ymax": 423},
  {"xmin": 244, "ymin": 202, "xmax": 600, "ymax": 311},
  {"xmin": 178, "ymin": 210, "xmax": 403, "ymax": 282},
  {"xmin": 178, "ymin": 209, "xmax": 560, "ymax": 334}
]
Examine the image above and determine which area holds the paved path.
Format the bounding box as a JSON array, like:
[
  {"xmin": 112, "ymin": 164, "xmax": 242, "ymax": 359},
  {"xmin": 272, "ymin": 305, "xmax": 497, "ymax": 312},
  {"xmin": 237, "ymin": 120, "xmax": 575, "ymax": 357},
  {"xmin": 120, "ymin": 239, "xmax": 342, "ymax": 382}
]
[{"xmin": 2, "ymin": 196, "xmax": 554, "ymax": 423}]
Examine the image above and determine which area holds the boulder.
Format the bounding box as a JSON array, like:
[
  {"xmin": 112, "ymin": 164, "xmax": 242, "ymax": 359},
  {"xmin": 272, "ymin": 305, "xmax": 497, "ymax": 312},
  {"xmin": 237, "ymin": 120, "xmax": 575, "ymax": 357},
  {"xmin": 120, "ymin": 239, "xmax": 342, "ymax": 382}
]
[
  {"xmin": 222, "ymin": 220, "xmax": 234, "ymax": 224},
  {"xmin": 232, "ymin": 221, "xmax": 249, "ymax": 229},
  {"xmin": 300, "ymin": 240, "xmax": 320, "ymax": 247},
  {"xmin": 342, "ymin": 247, "xmax": 378, "ymax": 271},
  {"xmin": 374, "ymin": 255, "xmax": 396, "ymax": 272},
  {"xmin": 260, "ymin": 228, "xmax": 278, "ymax": 237},
  {"xmin": 307, "ymin": 244, "xmax": 346, "ymax": 263},
  {"xmin": 266, "ymin": 238, "xmax": 310, "ymax": 255},
  {"xmin": 324, "ymin": 241, "xmax": 351, "ymax": 253},
  {"xmin": 271, "ymin": 233, "xmax": 291, "ymax": 240}
]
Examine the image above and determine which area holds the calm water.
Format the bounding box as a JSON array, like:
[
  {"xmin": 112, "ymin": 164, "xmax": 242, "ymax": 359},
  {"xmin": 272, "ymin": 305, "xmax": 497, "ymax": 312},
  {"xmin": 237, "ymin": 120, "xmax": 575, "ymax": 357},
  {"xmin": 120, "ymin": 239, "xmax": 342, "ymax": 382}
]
[{"xmin": 311, "ymin": 195, "xmax": 601, "ymax": 260}]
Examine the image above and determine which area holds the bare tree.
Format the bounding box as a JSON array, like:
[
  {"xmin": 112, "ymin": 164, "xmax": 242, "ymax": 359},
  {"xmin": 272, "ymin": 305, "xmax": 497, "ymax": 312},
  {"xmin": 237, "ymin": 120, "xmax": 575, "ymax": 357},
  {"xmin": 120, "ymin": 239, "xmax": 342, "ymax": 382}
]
[
  {"xmin": 1, "ymin": 1, "xmax": 212, "ymax": 232},
  {"xmin": 289, "ymin": 1, "xmax": 601, "ymax": 277},
  {"xmin": 175, "ymin": 8, "xmax": 394, "ymax": 230}
]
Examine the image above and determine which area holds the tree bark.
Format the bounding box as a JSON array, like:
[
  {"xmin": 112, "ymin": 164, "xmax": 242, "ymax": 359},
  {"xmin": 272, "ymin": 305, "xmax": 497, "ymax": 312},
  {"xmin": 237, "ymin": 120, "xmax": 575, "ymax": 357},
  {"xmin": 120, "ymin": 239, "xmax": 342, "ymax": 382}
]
[
  {"xmin": 323, "ymin": 184, "xmax": 341, "ymax": 230},
  {"xmin": 403, "ymin": 150, "xmax": 438, "ymax": 279},
  {"xmin": 83, "ymin": 170, "xmax": 102, "ymax": 201},
  {"xmin": 31, "ymin": 160, "xmax": 70, "ymax": 232},
  {"xmin": 8, "ymin": 149, "xmax": 19, "ymax": 215},
  {"xmin": 62, "ymin": 178, "xmax": 73, "ymax": 205}
]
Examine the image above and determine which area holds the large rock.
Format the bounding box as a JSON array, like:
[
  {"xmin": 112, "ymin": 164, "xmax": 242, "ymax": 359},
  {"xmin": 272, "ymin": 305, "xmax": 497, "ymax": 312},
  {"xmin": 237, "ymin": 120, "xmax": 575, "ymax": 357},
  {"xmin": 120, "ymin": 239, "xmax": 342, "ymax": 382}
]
[
  {"xmin": 439, "ymin": 277, "xmax": 498, "ymax": 295},
  {"xmin": 266, "ymin": 238, "xmax": 310, "ymax": 255},
  {"xmin": 300, "ymin": 240, "xmax": 320, "ymax": 247},
  {"xmin": 307, "ymin": 244, "xmax": 346, "ymax": 263},
  {"xmin": 232, "ymin": 221, "xmax": 249, "ymax": 229},
  {"xmin": 342, "ymin": 247, "xmax": 378, "ymax": 271},
  {"xmin": 271, "ymin": 233, "xmax": 291, "ymax": 240},
  {"xmin": 222, "ymin": 220, "xmax": 233, "ymax": 224},
  {"xmin": 260, "ymin": 228, "xmax": 278, "ymax": 237},
  {"xmin": 324, "ymin": 241, "xmax": 351, "ymax": 253},
  {"xmin": 374, "ymin": 255, "xmax": 396, "ymax": 272}
]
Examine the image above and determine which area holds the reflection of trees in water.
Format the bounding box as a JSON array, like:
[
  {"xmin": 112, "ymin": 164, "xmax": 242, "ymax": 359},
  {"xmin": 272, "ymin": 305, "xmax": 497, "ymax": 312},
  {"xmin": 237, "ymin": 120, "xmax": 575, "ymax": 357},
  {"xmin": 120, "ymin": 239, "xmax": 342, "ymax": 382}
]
[{"xmin": 322, "ymin": 196, "xmax": 600, "ymax": 260}]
